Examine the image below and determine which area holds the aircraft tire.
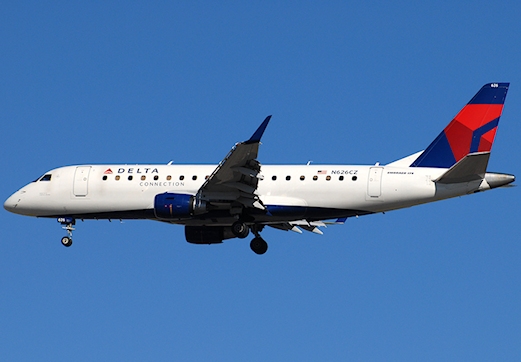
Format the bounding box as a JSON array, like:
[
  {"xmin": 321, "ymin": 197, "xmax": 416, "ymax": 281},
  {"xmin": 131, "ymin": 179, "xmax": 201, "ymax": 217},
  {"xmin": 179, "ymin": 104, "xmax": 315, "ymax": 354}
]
[
  {"xmin": 250, "ymin": 237, "xmax": 268, "ymax": 255},
  {"xmin": 61, "ymin": 236, "xmax": 73, "ymax": 247},
  {"xmin": 232, "ymin": 221, "xmax": 249, "ymax": 239}
]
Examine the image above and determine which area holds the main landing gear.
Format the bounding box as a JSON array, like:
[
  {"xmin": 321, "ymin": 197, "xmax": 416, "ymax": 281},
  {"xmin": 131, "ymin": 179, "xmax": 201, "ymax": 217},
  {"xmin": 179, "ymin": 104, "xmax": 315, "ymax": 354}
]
[
  {"xmin": 250, "ymin": 236, "xmax": 268, "ymax": 255},
  {"xmin": 58, "ymin": 217, "xmax": 75, "ymax": 247},
  {"xmin": 231, "ymin": 221, "xmax": 250, "ymax": 239},
  {"xmin": 231, "ymin": 222, "xmax": 268, "ymax": 255}
]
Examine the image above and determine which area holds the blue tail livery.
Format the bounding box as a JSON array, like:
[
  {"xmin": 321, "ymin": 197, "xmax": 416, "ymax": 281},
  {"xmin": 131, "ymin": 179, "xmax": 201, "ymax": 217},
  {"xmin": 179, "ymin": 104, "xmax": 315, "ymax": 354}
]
[{"xmin": 411, "ymin": 83, "xmax": 509, "ymax": 168}]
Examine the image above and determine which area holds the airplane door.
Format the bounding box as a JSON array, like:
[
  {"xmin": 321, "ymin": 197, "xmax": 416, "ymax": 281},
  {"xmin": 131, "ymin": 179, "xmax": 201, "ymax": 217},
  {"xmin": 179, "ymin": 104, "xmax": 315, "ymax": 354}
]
[
  {"xmin": 367, "ymin": 167, "xmax": 383, "ymax": 199},
  {"xmin": 73, "ymin": 166, "xmax": 91, "ymax": 197}
]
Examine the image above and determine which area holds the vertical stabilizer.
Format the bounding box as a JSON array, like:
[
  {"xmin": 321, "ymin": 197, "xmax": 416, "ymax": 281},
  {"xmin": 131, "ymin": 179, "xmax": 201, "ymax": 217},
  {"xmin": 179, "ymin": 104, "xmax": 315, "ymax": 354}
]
[{"xmin": 411, "ymin": 83, "xmax": 509, "ymax": 168}]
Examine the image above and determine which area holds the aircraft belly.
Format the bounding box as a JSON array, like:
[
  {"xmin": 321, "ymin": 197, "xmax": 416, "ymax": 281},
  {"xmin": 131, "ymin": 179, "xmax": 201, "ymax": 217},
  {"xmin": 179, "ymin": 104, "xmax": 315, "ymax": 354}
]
[{"xmin": 180, "ymin": 207, "xmax": 373, "ymax": 226}]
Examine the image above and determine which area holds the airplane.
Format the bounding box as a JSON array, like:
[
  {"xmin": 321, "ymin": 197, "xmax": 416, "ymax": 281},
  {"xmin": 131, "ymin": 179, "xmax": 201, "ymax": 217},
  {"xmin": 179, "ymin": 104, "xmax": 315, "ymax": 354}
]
[{"xmin": 4, "ymin": 83, "xmax": 515, "ymax": 254}]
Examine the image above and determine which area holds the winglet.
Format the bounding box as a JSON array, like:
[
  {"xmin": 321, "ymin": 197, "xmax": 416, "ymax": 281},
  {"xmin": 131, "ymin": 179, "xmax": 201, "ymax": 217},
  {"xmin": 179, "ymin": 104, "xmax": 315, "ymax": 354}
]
[{"xmin": 246, "ymin": 115, "xmax": 272, "ymax": 144}]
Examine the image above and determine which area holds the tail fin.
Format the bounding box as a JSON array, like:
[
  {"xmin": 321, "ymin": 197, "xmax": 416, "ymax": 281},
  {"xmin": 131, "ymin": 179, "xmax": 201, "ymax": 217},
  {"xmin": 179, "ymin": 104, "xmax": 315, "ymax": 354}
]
[{"xmin": 410, "ymin": 83, "xmax": 509, "ymax": 168}]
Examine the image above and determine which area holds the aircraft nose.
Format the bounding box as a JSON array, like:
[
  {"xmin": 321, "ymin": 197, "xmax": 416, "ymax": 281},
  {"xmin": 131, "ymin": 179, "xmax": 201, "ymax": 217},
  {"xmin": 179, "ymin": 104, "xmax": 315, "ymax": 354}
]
[{"xmin": 4, "ymin": 192, "xmax": 22, "ymax": 214}]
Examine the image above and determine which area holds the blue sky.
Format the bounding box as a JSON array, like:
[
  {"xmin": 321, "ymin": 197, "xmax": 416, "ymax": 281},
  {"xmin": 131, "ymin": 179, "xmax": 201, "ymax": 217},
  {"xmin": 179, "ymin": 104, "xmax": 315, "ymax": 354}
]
[{"xmin": 1, "ymin": 2, "xmax": 521, "ymax": 360}]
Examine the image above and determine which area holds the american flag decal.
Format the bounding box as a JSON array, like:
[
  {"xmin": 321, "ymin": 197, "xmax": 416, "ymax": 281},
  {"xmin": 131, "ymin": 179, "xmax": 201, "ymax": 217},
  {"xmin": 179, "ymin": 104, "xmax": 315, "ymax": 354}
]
[{"xmin": 317, "ymin": 170, "xmax": 327, "ymax": 175}]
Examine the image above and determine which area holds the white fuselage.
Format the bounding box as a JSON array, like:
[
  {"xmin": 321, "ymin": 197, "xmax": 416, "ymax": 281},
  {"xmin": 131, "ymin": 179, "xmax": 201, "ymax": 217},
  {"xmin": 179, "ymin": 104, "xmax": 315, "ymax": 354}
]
[{"xmin": 4, "ymin": 163, "xmax": 493, "ymax": 223}]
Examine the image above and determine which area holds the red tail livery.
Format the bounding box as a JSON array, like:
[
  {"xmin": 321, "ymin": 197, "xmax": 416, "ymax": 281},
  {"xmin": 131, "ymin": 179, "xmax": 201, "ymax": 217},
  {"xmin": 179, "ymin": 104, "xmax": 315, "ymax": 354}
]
[{"xmin": 411, "ymin": 83, "xmax": 509, "ymax": 168}]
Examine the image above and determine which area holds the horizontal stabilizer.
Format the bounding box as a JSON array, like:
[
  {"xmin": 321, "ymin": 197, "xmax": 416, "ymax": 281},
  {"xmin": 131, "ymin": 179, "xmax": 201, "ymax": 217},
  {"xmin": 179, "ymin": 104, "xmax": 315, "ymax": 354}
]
[{"xmin": 434, "ymin": 152, "xmax": 490, "ymax": 184}]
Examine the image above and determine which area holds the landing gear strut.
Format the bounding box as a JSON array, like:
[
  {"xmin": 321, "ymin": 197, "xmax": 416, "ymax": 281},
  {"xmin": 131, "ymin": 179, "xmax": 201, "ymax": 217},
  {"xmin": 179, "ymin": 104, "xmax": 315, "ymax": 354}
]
[
  {"xmin": 58, "ymin": 217, "xmax": 75, "ymax": 247},
  {"xmin": 249, "ymin": 225, "xmax": 267, "ymax": 255}
]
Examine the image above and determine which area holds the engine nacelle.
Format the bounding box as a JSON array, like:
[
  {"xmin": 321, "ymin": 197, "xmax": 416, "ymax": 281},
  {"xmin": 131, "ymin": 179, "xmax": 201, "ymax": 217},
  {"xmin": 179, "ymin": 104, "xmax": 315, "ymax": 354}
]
[
  {"xmin": 185, "ymin": 226, "xmax": 237, "ymax": 244},
  {"xmin": 185, "ymin": 226, "xmax": 223, "ymax": 244},
  {"xmin": 185, "ymin": 226, "xmax": 236, "ymax": 244},
  {"xmin": 154, "ymin": 193, "xmax": 207, "ymax": 220}
]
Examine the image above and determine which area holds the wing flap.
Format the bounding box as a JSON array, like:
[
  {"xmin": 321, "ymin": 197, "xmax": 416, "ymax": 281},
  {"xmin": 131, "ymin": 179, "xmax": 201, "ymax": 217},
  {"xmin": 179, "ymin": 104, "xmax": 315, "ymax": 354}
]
[{"xmin": 267, "ymin": 218, "xmax": 341, "ymax": 235}]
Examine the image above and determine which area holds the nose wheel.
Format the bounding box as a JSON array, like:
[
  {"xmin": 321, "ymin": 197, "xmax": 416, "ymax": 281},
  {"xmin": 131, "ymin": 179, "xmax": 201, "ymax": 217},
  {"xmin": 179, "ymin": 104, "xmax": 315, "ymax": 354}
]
[
  {"xmin": 58, "ymin": 217, "xmax": 75, "ymax": 247},
  {"xmin": 61, "ymin": 236, "xmax": 73, "ymax": 247}
]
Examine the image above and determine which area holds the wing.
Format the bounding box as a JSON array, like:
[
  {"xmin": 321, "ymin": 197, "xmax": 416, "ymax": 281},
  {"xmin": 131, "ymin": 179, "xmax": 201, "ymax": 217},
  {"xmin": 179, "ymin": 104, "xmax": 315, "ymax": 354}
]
[{"xmin": 196, "ymin": 116, "xmax": 271, "ymax": 211}]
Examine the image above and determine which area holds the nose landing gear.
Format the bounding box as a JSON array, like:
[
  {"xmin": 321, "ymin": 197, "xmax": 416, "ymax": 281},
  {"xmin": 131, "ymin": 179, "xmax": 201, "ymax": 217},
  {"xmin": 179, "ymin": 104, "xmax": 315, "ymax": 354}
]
[
  {"xmin": 61, "ymin": 236, "xmax": 73, "ymax": 247},
  {"xmin": 58, "ymin": 217, "xmax": 75, "ymax": 247}
]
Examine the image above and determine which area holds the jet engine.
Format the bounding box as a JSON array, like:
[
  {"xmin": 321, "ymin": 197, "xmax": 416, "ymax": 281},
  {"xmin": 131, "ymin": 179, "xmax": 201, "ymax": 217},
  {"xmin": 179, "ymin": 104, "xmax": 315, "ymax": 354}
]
[
  {"xmin": 185, "ymin": 226, "xmax": 237, "ymax": 244},
  {"xmin": 154, "ymin": 192, "xmax": 207, "ymax": 220}
]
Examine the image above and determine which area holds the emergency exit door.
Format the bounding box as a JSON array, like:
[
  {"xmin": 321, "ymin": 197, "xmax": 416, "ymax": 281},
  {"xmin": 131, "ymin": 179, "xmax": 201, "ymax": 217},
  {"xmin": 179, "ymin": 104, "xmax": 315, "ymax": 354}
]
[{"xmin": 367, "ymin": 167, "xmax": 383, "ymax": 198}]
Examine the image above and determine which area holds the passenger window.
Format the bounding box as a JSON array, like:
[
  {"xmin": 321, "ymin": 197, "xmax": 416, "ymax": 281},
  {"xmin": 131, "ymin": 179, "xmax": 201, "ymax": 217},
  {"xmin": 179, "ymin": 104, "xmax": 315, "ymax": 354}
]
[
  {"xmin": 141, "ymin": 176, "xmax": 146, "ymax": 181},
  {"xmin": 352, "ymin": 176, "xmax": 358, "ymax": 181},
  {"xmin": 272, "ymin": 176, "xmax": 277, "ymax": 181},
  {"xmin": 300, "ymin": 175, "xmax": 305, "ymax": 181},
  {"xmin": 286, "ymin": 176, "xmax": 291, "ymax": 181},
  {"xmin": 180, "ymin": 175, "xmax": 185, "ymax": 180},
  {"xmin": 167, "ymin": 175, "xmax": 172, "ymax": 181},
  {"xmin": 115, "ymin": 175, "xmax": 120, "ymax": 181},
  {"xmin": 313, "ymin": 175, "xmax": 318, "ymax": 181},
  {"xmin": 326, "ymin": 176, "xmax": 331, "ymax": 181},
  {"xmin": 40, "ymin": 174, "xmax": 52, "ymax": 181},
  {"xmin": 154, "ymin": 175, "xmax": 159, "ymax": 181},
  {"xmin": 192, "ymin": 175, "xmax": 197, "ymax": 180},
  {"xmin": 128, "ymin": 176, "xmax": 133, "ymax": 181},
  {"xmin": 339, "ymin": 176, "xmax": 344, "ymax": 181},
  {"xmin": 102, "ymin": 175, "xmax": 107, "ymax": 181},
  {"xmin": 205, "ymin": 175, "xmax": 209, "ymax": 180}
]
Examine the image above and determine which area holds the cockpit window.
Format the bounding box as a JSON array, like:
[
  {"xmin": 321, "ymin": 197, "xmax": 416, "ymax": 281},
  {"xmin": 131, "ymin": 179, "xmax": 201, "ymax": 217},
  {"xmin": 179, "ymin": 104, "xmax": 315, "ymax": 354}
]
[{"xmin": 34, "ymin": 174, "xmax": 52, "ymax": 182}]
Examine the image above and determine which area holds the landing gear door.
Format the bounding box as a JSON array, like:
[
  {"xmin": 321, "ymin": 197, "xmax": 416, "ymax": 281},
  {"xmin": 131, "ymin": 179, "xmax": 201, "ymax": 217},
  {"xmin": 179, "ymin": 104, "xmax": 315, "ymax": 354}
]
[
  {"xmin": 73, "ymin": 166, "xmax": 91, "ymax": 197},
  {"xmin": 367, "ymin": 167, "xmax": 383, "ymax": 200}
]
